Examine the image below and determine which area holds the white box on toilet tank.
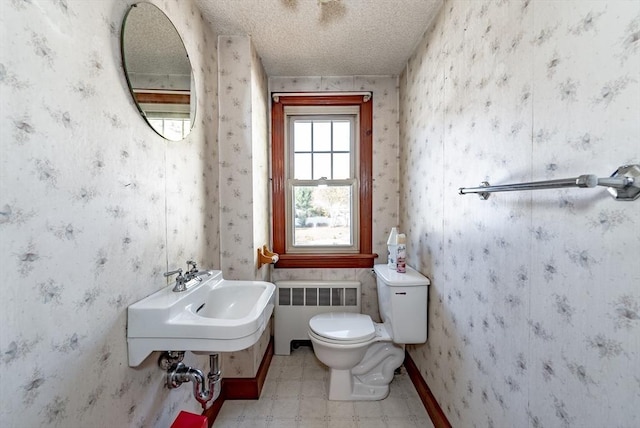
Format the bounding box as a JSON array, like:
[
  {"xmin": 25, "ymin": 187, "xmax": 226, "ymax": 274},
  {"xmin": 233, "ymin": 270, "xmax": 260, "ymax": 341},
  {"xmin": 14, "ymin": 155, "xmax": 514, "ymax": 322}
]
[{"xmin": 373, "ymin": 264, "xmax": 430, "ymax": 344}]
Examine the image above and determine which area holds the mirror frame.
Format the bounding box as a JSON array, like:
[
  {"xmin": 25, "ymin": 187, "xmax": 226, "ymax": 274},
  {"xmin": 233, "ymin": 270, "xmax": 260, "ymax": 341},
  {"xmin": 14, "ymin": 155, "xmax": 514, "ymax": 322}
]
[{"xmin": 120, "ymin": 2, "xmax": 196, "ymax": 141}]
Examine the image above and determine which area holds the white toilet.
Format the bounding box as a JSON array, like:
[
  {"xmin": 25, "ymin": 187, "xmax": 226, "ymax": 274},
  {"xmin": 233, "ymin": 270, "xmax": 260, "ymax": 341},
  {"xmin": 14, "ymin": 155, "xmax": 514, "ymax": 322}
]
[{"xmin": 308, "ymin": 264, "xmax": 430, "ymax": 400}]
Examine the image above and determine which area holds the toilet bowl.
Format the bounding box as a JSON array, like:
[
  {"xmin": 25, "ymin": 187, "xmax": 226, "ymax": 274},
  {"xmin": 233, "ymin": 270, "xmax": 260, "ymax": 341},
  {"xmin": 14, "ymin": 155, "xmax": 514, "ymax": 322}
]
[{"xmin": 308, "ymin": 264, "xmax": 430, "ymax": 401}]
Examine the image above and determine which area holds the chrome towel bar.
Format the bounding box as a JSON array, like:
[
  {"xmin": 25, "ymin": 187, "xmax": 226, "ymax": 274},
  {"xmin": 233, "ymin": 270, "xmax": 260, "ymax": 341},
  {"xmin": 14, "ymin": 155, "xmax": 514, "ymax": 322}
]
[{"xmin": 458, "ymin": 164, "xmax": 639, "ymax": 201}]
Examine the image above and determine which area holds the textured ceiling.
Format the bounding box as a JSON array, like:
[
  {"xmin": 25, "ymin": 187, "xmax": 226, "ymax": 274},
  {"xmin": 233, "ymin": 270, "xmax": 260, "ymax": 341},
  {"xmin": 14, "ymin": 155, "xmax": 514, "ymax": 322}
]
[{"xmin": 195, "ymin": 0, "xmax": 443, "ymax": 76}]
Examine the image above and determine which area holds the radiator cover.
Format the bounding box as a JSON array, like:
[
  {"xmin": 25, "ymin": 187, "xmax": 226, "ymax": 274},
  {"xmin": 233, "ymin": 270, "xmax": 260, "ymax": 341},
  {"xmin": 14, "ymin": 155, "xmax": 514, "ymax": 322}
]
[{"xmin": 274, "ymin": 280, "xmax": 361, "ymax": 355}]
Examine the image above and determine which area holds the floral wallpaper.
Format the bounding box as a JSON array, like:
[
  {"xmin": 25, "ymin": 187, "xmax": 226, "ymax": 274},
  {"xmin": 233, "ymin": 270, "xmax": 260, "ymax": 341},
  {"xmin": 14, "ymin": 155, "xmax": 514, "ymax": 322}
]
[
  {"xmin": 251, "ymin": 41, "xmax": 271, "ymax": 285},
  {"xmin": 0, "ymin": 0, "xmax": 219, "ymax": 426},
  {"xmin": 3, "ymin": 1, "xmax": 637, "ymax": 427},
  {"xmin": 217, "ymin": 35, "xmax": 269, "ymax": 283},
  {"xmin": 400, "ymin": 1, "xmax": 640, "ymax": 427},
  {"xmin": 217, "ymin": 35, "xmax": 270, "ymax": 377},
  {"xmin": 269, "ymin": 76, "xmax": 401, "ymax": 323}
]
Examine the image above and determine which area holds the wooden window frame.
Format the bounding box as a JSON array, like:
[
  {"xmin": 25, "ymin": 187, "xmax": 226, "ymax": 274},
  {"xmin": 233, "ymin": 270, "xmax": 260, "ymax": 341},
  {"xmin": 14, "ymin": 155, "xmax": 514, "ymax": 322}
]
[
  {"xmin": 134, "ymin": 91, "xmax": 190, "ymax": 105},
  {"xmin": 271, "ymin": 94, "xmax": 377, "ymax": 268}
]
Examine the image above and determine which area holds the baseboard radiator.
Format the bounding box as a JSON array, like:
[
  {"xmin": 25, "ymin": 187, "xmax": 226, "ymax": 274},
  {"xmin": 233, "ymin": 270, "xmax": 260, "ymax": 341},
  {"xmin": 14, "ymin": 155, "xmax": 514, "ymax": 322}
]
[{"xmin": 274, "ymin": 280, "xmax": 361, "ymax": 355}]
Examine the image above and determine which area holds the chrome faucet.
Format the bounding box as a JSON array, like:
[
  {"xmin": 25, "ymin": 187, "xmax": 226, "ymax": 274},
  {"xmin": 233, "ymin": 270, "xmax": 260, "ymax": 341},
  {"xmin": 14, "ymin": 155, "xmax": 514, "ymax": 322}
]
[
  {"xmin": 164, "ymin": 268, "xmax": 187, "ymax": 292},
  {"xmin": 184, "ymin": 260, "xmax": 198, "ymax": 281},
  {"xmin": 165, "ymin": 261, "xmax": 212, "ymax": 292}
]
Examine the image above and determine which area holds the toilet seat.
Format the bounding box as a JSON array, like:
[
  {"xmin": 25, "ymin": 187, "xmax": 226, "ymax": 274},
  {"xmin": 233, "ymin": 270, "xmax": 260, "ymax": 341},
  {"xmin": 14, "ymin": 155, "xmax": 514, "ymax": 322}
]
[
  {"xmin": 308, "ymin": 329, "xmax": 378, "ymax": 348},
  {"xmin": 309, "ymin": 313, "xmax": 376, "ymax": 343}
]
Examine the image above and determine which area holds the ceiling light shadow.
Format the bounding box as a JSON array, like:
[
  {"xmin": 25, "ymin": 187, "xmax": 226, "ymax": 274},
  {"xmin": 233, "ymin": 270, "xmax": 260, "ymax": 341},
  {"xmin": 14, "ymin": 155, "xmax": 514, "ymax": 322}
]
[
  {"xmin": 319, "ymin": 1, "xmax": 346, "ymax": 25},
  {"xmin": 281, "ymin": 0, "xmax": 297, "ymax": 10}
]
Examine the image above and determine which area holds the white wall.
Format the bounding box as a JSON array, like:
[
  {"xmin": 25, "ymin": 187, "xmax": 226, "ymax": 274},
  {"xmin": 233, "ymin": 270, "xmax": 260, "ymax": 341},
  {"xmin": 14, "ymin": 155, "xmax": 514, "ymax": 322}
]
[
  {"xmin": 400, "ymin": 1, "xmax": 640, "ymax": 427},
  {"xmin": 0, "ymin": 0, "xmax": 219, "ymax": 426}
]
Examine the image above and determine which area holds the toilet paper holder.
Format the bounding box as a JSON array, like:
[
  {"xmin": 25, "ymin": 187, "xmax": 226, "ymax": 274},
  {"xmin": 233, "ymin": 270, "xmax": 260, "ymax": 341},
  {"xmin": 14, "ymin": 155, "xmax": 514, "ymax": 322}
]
[{"xmin": 257, "ymin": 245, "xmax": 279, "ymax": 269}]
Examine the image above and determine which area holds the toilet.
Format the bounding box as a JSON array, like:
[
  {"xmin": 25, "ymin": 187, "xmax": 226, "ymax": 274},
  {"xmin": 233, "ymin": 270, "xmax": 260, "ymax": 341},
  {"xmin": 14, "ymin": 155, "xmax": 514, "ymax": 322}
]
[{"xmin": 308, "ymin": 264, "xmax": 430, "ymax": 400}]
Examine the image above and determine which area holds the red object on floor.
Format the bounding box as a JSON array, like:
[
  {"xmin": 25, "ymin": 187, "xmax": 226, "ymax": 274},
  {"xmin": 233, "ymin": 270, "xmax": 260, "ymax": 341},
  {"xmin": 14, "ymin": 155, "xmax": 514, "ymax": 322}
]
[{"xmin": 170, "ymin": 411, "xmax": 208, "ymax": 428}]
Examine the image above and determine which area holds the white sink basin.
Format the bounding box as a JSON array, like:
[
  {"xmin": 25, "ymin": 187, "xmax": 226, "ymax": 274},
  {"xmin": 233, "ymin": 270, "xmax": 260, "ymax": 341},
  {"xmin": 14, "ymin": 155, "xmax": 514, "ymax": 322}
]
[{"xmin": 127, "ymin": 270, "xmax": 275, "ymax": 367}]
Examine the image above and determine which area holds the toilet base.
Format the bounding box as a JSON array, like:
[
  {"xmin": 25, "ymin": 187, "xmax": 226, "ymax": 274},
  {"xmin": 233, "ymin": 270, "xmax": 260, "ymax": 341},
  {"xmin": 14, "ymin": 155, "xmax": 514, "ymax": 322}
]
[
  {"xmin": 326, "ymin": 342, "xmax": 404, "ymax": 401},
  {"xmin": 327, "ymin": 369, "xmax": 390, "ymax": 401}
]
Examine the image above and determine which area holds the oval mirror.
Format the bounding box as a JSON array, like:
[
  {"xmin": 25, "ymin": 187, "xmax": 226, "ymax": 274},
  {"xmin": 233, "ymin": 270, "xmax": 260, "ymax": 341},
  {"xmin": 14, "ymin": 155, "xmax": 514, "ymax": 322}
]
[{"xmin": 121, "ymin": 3, "xmax": 196, "ymax": 141}]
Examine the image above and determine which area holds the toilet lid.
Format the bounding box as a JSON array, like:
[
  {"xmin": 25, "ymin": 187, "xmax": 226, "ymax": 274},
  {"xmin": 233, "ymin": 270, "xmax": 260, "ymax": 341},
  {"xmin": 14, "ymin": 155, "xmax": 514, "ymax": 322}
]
[{"xmin": 309, "ymin": 313, "xmax": 375, "ymax": 342}]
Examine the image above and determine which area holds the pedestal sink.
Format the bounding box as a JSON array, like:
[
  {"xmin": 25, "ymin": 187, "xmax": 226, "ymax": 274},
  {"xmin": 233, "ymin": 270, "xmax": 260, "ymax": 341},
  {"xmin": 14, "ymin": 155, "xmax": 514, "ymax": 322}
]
[{"xmin": 127, "ymin": 270, "xmax": 275, "ymax": 367}]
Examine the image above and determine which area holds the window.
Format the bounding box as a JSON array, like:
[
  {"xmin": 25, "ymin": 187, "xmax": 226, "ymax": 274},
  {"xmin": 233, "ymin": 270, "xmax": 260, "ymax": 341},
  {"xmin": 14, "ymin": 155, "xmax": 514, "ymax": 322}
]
[
  {"xmin": 147, "ymin": 117, "xmax": 190, "ymax": 140},
  {"xmin": 135, "ymin": 90, "xmax": 192, "ymax": 141},
  {"xmin": 272, "ymin": 94, "xmax": 376, "ymax": 268},
  {"xmin": 289, "ymin": 114, "xmax": 357, "ymax": 251}
]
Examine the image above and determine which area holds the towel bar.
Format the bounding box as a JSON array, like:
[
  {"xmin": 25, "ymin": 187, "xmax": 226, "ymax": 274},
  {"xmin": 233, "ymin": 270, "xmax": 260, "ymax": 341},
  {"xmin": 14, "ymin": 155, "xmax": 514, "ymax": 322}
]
[{"xmin": 458, "ymin": 164, "xmax": 639, "ymax": 201}]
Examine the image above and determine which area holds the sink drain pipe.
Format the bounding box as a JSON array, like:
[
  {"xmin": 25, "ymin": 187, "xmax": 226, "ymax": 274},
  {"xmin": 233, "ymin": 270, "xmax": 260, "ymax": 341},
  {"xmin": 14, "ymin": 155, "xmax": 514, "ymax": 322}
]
[{"xmin": 160, "ymin": 352, "xmax": 221, "ymax": 409}]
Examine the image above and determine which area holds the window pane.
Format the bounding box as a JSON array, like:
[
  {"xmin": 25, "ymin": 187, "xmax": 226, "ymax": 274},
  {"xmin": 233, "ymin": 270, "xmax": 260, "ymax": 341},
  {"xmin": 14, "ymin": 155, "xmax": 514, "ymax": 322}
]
[
  {"xmin": 294, "ymin": 153, "xmax": 312, "ymax": 179},
  {"xmin": 313, "ymin": 122, "xmax": 331, "ymax": 151},
  {"xmin": 163, "ymin": 119, "xmax": 184, "ymax": 141},
  {"xmin": 292, "ymin": 185, "xmax": 352, "ymax": 247},
  {"xmin": 313, "ymin": 153, "xmax": 332, "ymax": 179},
  {"xmin": 294, "ymin": 121, "xmax": 311, "ymax": 152},
  {"xmin": 333, "ymin": 121, "xmax": 351, "ymax": 151},
  {"xmin": 333, "ymin": 153, "xmax": 351, "ymax": 179},
  {"xmin": 148, "ymin": 119, "xmax": 163, "ymax": 134}
]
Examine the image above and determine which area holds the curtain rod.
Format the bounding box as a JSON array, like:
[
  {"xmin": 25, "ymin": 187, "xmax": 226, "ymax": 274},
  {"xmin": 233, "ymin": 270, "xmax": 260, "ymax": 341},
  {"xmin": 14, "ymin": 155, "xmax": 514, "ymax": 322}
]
[{"xmin": 272, "ymin": 92, "xmax": 372, "ymax": 102}]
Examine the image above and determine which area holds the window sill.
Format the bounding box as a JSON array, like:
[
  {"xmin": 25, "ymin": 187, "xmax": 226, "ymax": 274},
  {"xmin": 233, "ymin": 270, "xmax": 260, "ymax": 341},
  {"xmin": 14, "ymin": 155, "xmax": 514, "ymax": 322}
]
[{"xmin": 274, "ymin": 253, "xmax": 378, "ymax": 269}]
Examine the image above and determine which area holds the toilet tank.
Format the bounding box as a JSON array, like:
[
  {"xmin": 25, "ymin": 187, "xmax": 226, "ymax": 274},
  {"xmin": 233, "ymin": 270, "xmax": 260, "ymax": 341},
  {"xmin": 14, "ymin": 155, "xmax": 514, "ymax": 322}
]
[{"xmin": 373, "ymin": 264, "xmax": 430, "ymax": 344}]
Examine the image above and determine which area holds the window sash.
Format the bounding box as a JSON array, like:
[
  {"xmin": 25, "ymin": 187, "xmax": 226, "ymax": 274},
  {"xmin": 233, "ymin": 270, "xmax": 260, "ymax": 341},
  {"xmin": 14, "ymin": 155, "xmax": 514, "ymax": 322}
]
[
  {"xmin": 286, "ymin": 114, "xmax": 359, "ymax": 254},
  {"xmin": 287, "ymin": 115, "xmax": 356, "ymax": 181},
  {"xmin": 286, "ymin": 179, "xmax": 359, "ymax": 253},
  {"xmin": 147, "ymin": 117, "xmax": 190, "ymax": 140}
]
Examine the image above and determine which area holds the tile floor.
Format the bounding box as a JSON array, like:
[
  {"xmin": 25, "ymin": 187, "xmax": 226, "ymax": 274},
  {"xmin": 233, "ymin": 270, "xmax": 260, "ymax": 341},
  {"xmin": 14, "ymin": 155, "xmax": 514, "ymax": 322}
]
[{"xmin": 213, "ymin": 345, "xmax": 435, "ymax": 428}]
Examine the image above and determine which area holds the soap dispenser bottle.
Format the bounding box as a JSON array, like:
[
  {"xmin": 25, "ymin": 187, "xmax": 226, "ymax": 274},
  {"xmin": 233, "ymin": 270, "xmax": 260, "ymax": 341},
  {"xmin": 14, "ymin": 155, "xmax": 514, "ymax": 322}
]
[
  {"xmin": 396, "ymin": 233, "xmax": 406, "ymax": 273},
  {"xmin": 387, "ymin": 227, "xmax": 398, "ymax": 270}
]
